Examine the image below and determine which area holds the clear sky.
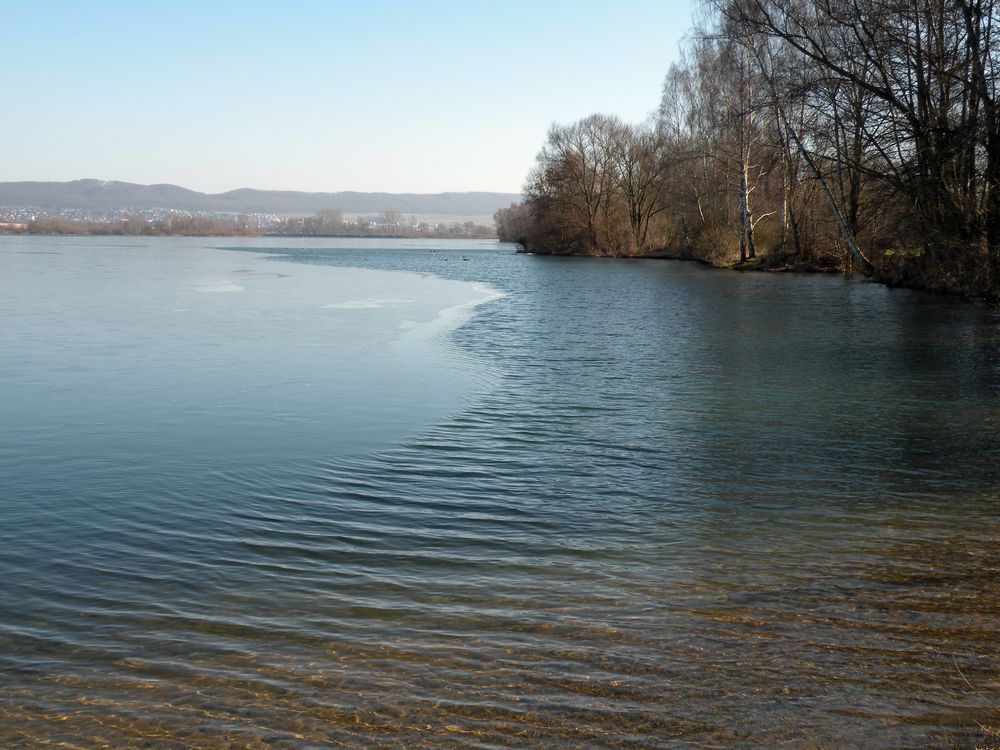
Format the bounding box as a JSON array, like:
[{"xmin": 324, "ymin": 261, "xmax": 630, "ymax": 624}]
[{"xmin": 2, "ymin": 1, "xmax": 694, "ymax": 194}]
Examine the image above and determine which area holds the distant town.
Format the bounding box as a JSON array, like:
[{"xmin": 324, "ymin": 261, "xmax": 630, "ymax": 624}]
[{"xmin": 0, "ymin": 206, "xmax": 496, "ymax": 238}]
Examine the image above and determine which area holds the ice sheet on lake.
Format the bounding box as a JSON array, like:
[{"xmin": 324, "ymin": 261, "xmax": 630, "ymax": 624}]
[
  {"xmin": 196, "ymin": 281, "xmax": 245, "ymax": 293},
  {"xmin": 0, "ymin": 235, "xmax": 502, "ymax": 462},
  {"xmin": 323, "ymin": 298, "xmax": 414, "ymax": 310}
]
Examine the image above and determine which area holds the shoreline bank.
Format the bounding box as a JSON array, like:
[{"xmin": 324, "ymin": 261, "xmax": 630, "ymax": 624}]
[{"xmin": 516, "ymin": 246, "xmax": 998, "ymax": 301}]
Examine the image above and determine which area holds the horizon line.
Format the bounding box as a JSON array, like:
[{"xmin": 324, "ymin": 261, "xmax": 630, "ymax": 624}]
[{"xmin": 1, "ymin": 177, "xmax": 525, "ymax": 198}]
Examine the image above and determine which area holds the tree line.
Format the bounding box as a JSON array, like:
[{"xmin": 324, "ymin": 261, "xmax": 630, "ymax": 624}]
[
  {"xmin": 496, "ymin": 0, "xmax": 1000, "ymax": 296},
  {"xmin": 23, "ymin": 215, "xmax": 258, "ymax": 236},
  {"xmin": 14, "ymin": 210, "xmax": 496, "ymax": 239},
  {"xmin": 272, "ymin": 210, "xmax": 495, "ymax": 238}
]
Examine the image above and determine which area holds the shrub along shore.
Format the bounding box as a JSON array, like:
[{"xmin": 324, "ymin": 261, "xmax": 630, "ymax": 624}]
[{"xmin": 495, "ymin": 0, "xmax": 1000, "ymax": 300}]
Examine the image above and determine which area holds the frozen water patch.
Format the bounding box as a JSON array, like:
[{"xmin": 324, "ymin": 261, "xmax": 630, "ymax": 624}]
[
  {"xmin": 196, "ymin": 281, "xmax": 245, "ymax": 293},
  {"xmin": 0, "ymin": 236, "xmax": 507, "ymax": 462},
  {"xmin": 232, "ymin": 270, "xmax": 287, "ymax": 279},
  {"xmin": 394, "ymin": 283, "xmax": 506, "ymax": 348},
  {"xmin": 323, "ymin": 298, "xmax": 414, "ymax": 310}
]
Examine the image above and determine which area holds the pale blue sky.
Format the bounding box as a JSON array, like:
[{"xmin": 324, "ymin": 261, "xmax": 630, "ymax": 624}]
[{"xmin": 2, "ymin": 1, "xmax": 693, "ymax": 193}]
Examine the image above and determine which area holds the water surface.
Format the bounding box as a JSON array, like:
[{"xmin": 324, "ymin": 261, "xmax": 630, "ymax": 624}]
[{"xmin": 1, "ymin": 236, "xmax": 999, "ymax": 748}]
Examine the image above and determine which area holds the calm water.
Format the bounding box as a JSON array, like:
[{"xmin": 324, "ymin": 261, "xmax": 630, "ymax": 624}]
[{"xmin": 2, "ymin": 236, "xmax": 999, "ymax": 748}]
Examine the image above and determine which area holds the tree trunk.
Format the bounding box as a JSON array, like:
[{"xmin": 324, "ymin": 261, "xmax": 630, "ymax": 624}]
[
  {"xmin": 780, "ymin": 150, "xmax": 789, "ymax": 254},
  {"xmin": 779, "ymin": 106, "xmax": 874, "ymax": 276},
  {"xmin": 986, "ymin": 127, "xmax": 1000, "ymax": 293},
  {"xmin": 739, "ymin": 160, "xmax": 756, "ymax": 261}
]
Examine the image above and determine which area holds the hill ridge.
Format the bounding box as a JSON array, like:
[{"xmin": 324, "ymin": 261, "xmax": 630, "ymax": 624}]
[{"xmin": 0, "ymin": 179, "xmax": 521, "ymax": 216}]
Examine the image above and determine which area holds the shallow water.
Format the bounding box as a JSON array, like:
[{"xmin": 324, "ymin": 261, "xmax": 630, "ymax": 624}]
[{"xmin": 1, "ymin": 236, "xmax": 999, "ymax": 748}]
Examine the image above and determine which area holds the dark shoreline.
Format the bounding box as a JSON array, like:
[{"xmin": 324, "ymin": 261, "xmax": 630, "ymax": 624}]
[
  {"xmin": 515, "ymin": 246, "xmax": 999, "ymax": 301},
  {"xmin": 516, "ymin": 246, "xmax": 841, "ymax": 274}
]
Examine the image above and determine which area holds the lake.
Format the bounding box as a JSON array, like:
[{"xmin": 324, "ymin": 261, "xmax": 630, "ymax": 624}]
[{"xmin": 1, "ymin": 235, "xmax": 998, "ymax": 748}]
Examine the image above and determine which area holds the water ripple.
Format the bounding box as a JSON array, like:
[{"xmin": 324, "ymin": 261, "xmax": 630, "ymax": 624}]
[{"xmin": 1, "ymin": 238, "xmax": 999, "ymax": 748}]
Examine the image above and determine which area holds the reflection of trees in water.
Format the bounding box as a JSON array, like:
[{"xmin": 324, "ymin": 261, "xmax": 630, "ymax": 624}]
[
  {"xmin": 642, "ymin": 271, "xmax": 1000, "ymax": 744},
  {"xmin": 884, "ymin": 295, "xmax": 1000, "ymax": 489},
  {"xmin": 674, "ymin": 272, "xmax": 1000, "ymax": 502}
]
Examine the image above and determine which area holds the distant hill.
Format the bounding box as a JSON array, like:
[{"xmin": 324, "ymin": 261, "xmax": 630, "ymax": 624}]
[{"xmin": 0, "ymin": 179, "xmax": 522, "ymax": 217}]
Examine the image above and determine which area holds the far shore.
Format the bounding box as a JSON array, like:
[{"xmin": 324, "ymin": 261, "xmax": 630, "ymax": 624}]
[{"xmin": 0, "ymin": 229, "xmax": 497, "ymax": 241}]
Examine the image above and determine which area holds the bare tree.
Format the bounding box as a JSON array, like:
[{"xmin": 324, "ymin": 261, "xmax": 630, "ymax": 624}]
[{"xmin": 611, "ymin": 122, "xmax": 670, "ymax": 253}]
